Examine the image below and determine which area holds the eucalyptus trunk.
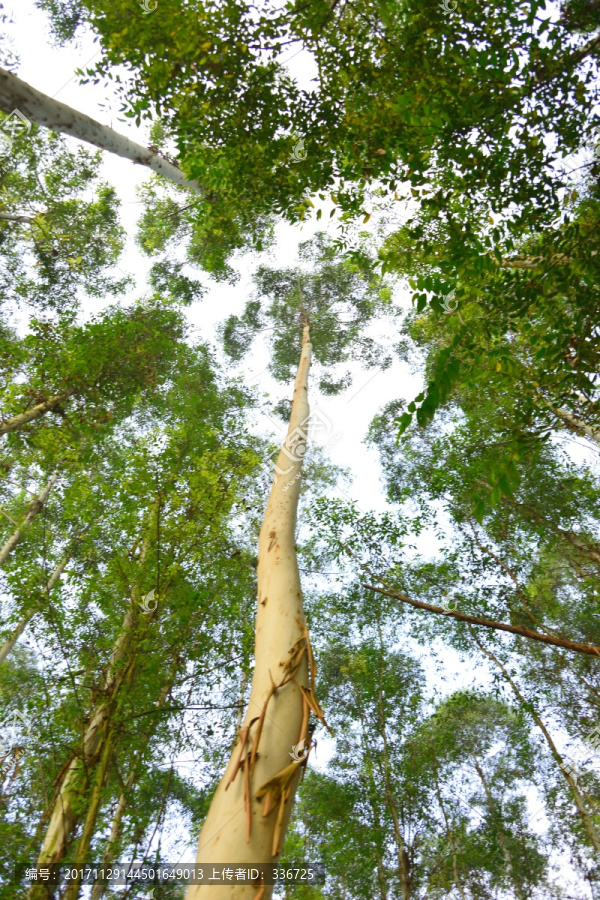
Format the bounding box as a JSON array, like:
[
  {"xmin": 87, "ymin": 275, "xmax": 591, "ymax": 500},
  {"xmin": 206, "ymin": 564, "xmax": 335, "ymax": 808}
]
[
  {"xmin": 0, "ymin": 470, "xmax": 59, "ymax": 568},
  {"xmin": 0, "ymin": 392, "xmax": 71, "ymax": 435},
  {"xmin": 0, "ymin": 67, "xmax": 202, "ymax": 193},
  {"xmin": 0, "ymin": 554, "xmax": 68, "ymax": 666},
  {"xmin": 188, "ymin": 324, "xmax": 323, "ymax": 900}
]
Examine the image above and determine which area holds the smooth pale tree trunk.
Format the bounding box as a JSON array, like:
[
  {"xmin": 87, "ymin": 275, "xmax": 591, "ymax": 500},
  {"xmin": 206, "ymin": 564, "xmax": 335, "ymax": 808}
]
[
  {"xmin": 0, "ymin": 392, "xmax": 72, "ymax": 435},
  {"xmin": 0, "ymin": 470, "xmax": 59, "ymax": 567},
  {"xmin": 0, "ymin": 67, "xmax": 202, "ymax": 194},
  {"xmin": 188, "ymin": 325, "xmax": 322, "ymax": 900},
  {"xmin": 470, "ymin": 631, "xmax": 600, "ymax": 853},
  {"xmin": 0, "ymin": 553, "xmax": 69, "ymax": 666}
]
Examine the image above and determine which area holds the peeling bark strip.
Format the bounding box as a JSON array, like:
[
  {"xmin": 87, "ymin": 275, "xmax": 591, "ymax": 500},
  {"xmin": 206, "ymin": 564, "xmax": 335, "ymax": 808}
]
[
  {"xmin": 362, "ymin": 582, "xmax": 600, "ymax": 658},
  {"xmin": 188, "ymin": 325, "xmax": 326, "ymax": 900},
  {"xmin": 0, "ymin": 67, "xmax": 203, "ymax": 194}
]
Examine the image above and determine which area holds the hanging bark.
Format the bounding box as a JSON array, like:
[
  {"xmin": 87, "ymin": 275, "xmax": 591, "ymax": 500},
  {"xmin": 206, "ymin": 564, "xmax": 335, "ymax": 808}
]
[
  {"xmin": 0, "ymin": 553, "xmax": 69, "ymax": 666},
  {"xmin": 361, "ymin": 580, "xmax": 600, "ymax": 657},
  {"xmin": 188, "ymin": 323, "xmax": 325, "ymax": 900},
  {"xmin": 0, "ymin": 393, "xmax": 72, "ymax": 435},
  {"xmin": 0, "ymin": 470, "xmax": 59, "ymax": 568},
  {"xmin": 468, "ymin": 629, "xmax": 600, "ymax": 853},
  {"xmin": 0, "ymin": 67, "xmax": 203, "ymax": 194}
]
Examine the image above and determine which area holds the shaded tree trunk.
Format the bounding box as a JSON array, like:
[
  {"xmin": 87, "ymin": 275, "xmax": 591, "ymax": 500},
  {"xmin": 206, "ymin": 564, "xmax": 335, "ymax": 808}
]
[
  {"xmin": 471, "ymin": 757, "xmax": 527, "ymax": 900},
  {"xmin": 432, "ymin": 769, "xmax": 467, "ymax": 900}
]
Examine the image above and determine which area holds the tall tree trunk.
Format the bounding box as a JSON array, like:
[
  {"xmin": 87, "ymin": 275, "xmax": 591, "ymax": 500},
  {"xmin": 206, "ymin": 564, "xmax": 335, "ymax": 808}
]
[
  {"xmin": 469, "ymin": 630, "xmax": 600, "ymax": 853},
  {"xmin": 27, "ymin": 513, "xmax": 157, "ymax": 900},
  {"xmin": 0, "ymin": 470, "xmax": 59, "ymax": 567},
  {"xmin": 471, "ymin": 757, "xmax": 527, "ymax": 900},
  {"xmin": 0, "ymin": 393, "xmax": 71, "ymax": 435},
  {"xmin": 373, "ymin": 631, "xmax": 411, "ymax": 900},
  {"xmin": 62, "ymin": 728, "xmax": 117, "ymax": 900},
  {"xmin": 432, "ymin": 769, "xmax": 467, "ymax": 900},
  {"xmin": 0, "ymin": 67, "xmax": 202, "ymax": 194},
  {"xmin": 188, "ymin": 324, "xmax": 323, "ymax": 900},
  {"xmin": 0, "ymin": 553, "xmax": 68, "ymax": 666},
  {"xmin": 89, "ymin": 677, "xmax": 176, "ymax": 900}
]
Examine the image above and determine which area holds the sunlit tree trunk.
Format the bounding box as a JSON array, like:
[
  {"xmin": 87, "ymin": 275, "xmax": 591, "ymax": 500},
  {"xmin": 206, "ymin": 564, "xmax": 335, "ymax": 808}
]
[
  {"xmin": 0, "ymin": 554, "xmax": 69, "ymax": 666},
  {"xmin": 0, "ymin": 470, "xmax": 59, "ymax": 567},
  {"xmin": 0, "ymin": 393, "xmax": 71, "ymax": 435},
  {"xmin": 0, "ymin": 67, "xmax": 202, "ymax": 193},
  {"xmin": 188, "ymin": 324, "xmax": 322, "ymax": 900}
]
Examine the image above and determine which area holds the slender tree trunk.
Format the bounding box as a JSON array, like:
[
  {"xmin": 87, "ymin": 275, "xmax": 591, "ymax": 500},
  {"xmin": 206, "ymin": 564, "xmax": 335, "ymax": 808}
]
[
  {"xmin": 432, "ymin": 769, "xmax": 467, "ymax": 900},
  {"xmin": 0, "ymin": 554, "xmax": 68, "ymax": 666},
  {"xmin": 188, "ymin": 324, "xmax": 322, "ymax": 900},
  {"xmin": 27, "ymin": 609, "xmax": 140, "ymax": 898},
  {"xmin": 373, "ymin": 636, "xmax": 411, "ymax": 900},
  {"xmin": 0, "ymin": 67, "xmax": 203, "ymax": 194},
  {"xmin": 62, "ymin": 728, "xmax": 116, "ymax": 900},
  {"xmin": 0, "ymin": 470, "xmax": 59, "ymax": 567},
  {"xmin": 471, "ymin": 757, "xmax": 527, "ymax": 900},
  {"xmin": 469, "ymin": 630, "xmax": 600, "ymax": 853},
  {"xmin": 357, "ymin": 715, "xmax": 391, "ymax": 900},
  {"xmin": 89, "ymin": 677, "xmax": 175, "ymax": 900},
  {"xmin": 0, "ymin": 392, "xmax": 72, "ymax": 435}
]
